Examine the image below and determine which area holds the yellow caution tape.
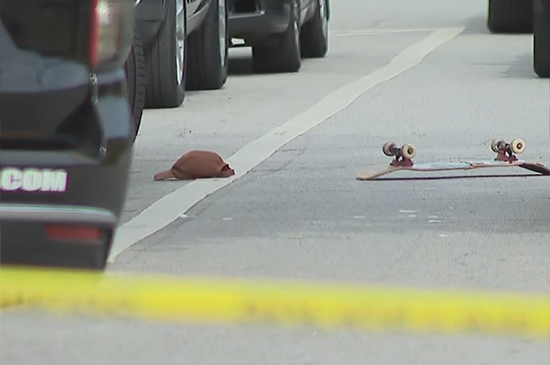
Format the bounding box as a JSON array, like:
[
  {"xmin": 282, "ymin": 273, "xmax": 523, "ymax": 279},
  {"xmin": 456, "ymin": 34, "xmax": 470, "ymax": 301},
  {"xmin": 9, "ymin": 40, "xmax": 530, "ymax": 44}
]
[{"xmin": 1, "ymin": 265, "xmax": 548, "ymax": 339}]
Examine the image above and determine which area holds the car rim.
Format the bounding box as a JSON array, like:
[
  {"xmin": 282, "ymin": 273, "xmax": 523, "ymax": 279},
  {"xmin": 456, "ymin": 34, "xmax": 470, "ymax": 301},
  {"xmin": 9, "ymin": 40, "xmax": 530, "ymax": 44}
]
[
  {"xmin": 219, "ymin": 0, "xmax": 227, "ymax": 66},
  {"xmin": 319, "ymin": 0, "xmax": 327, "ymax": 38},
  {"xmin": 176, "ymin": 0, "xmax": 185, "ymax": 85}
]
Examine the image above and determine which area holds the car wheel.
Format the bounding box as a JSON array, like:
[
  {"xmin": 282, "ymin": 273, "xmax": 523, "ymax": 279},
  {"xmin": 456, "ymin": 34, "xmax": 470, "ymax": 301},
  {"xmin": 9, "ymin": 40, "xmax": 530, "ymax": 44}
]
[
  {"xmin": 534, "ymin": 0, "xmax": 550, "ymax": 77},
  {"xmin": 252, "ymin": 0, "xmax": 301, "ymax": 73},
  {"xmin": 300, "ymin": 0, "xmax": 329, "ymax": 58},
  {"xmin": 124, "ymin": 28, "xmax": 147, "ymax": 141},
  {"xmin": 186, "ymin": 0, "xmax": 229, "ymax": 90},
  {"xmin": 487, "ymin": 0, "xmax": 532, "ymax": 33},
  {"xmin": 145, "ymin": 0, "xmax": 187, "ymax": 108}
]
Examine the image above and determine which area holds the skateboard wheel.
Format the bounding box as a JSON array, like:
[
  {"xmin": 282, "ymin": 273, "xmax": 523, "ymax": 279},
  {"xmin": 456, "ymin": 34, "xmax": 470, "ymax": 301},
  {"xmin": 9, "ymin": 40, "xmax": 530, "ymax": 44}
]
[
  {"xmin": 511, "ymin": 138, "xmax": 526, "ymax": 154},
  {"xmin": 401, "ymin": 143, "xmax": 416, "ymax": 159},
  {"xmin": 382, "ymin": 141, "xmax": 395, "ymax": 156},
  {"xmin": 490, "ymin": 139, "xmax": 502, "ymax": 153}
]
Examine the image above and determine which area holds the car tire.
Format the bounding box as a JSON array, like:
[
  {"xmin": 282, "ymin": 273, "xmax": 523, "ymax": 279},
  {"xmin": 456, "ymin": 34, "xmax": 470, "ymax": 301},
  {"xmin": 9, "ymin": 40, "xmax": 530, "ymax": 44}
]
[
  {"xmin": 186, "ymin": 0, "xmax": 229, "ymax": 90},
  {"xmin": 533, "ymin": 0, "xmax": 550, "ymax": 77},
  {"xmin": 124, "ymin": 28, "xmax": 147, "ymax": 141},
  {"xmin": 487, "ymin": 0, "xmax": 533, "ymax": 33},
  {"xmin": 300, "ymin": 0, "xmax": 329, "ymax": 58},
  {"xmin": 252, "ymin": 0, "xmax": 301, "ymax": 73},
  {"xmin": 145, "ymin": 0, "xmax": 187, "ymax": 108}
]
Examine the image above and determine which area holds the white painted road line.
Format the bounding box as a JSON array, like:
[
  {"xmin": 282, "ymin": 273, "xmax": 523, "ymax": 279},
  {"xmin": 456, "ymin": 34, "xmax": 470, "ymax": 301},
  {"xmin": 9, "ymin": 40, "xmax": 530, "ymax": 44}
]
[{"xmin": 107, "ymin": 27, "xmax": 465, "ymax": 264}]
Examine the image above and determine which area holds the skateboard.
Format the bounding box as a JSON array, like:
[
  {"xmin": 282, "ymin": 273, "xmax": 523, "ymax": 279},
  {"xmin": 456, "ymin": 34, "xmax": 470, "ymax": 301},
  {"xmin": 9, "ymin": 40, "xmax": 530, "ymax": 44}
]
[{"xmin": 356, "ymin": 139, "xmax": 550, "ymax": 180}]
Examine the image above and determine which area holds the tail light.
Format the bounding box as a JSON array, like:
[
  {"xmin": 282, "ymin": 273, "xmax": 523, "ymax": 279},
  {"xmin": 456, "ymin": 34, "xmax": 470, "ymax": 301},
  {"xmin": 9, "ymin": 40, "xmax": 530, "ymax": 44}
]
[
  {"xmin": 44, "ymin": 224, "xmax": 103, "ymax": 243},
  {"xmin": 89, "ymin": 0, "xmax": 135, "ymax": 70}
]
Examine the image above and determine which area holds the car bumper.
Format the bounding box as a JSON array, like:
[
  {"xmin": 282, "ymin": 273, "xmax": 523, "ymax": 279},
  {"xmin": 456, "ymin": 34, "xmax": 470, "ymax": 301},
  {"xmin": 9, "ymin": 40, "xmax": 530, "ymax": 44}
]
[
  {"xmin": 0, "ymin": 75, "xmax": 133, "ymax": 270},
  {"xmin": 228, "ymin": 0, "xmax": 293, "ymax": 39},
  {"xmin": 0, "ymin": 204, "xmax": 117, "ymax": 270}
]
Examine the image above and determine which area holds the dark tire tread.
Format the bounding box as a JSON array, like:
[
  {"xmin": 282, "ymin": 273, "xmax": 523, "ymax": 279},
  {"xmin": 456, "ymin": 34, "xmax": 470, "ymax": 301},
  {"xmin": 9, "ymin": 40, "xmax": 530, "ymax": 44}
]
[
  {"xmin": 186, "ymin": 0, "xmax": 228, "ymax": 90},
  {"xmin": 124, "ymin": 28, "xmax": 147, "ymax": 140},
  {"xmin": 252, "ymin": 0, "xmax": 301, "ymax": 73},
  {"xmin": 300, "ymin": 0, "xmax": 328, "ymax": 58},
  {"xmin": 487, "ymin": 0, "xmax": 533, "ymax": 33},
  {"xmin": 534, "ymin": 0, "xmax": 550, "ymax": 77},
  {"xmin": 145, "ymin": 0, "xmax": 186, "ymax": 109}
]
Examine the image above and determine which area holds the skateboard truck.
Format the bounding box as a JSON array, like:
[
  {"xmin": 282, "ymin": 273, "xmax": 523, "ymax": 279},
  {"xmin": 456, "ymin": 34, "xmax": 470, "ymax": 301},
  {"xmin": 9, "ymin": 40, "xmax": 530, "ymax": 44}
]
[
  {"xmin": 491, "ymin": 139, "xmax": 525, "ymax": 162},
  {"xmin": 382, "ymin": 142, "xmax": 417, "ymax": 167}
]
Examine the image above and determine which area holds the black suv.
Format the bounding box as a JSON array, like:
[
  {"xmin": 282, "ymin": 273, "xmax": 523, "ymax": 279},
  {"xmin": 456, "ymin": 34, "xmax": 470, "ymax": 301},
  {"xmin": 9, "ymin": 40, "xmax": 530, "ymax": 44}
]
[
  {"xmin": 0, "ymin": 0, "xmax": 139, "ymax": 270},
  {"xmin": 135, "ymin": 0, "xmax": 229, "ymax": 108},
  {"xmin": 228, "ymin": 0, "xmax": 330, "ymax": 73}
]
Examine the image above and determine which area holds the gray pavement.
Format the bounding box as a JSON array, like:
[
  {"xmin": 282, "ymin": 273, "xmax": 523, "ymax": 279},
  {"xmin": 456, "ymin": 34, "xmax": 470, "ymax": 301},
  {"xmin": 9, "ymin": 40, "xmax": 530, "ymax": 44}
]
[{"xmin": 2, "ymin": 0, "xmax": 549, "ymax": 364}]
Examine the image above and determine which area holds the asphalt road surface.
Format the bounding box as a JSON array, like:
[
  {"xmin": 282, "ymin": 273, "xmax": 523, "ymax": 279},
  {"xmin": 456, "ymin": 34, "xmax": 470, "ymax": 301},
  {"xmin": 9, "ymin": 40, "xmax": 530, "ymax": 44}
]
[{"xmin": 2, "ymin": 0, "xmax": 549, "ymax": 364}]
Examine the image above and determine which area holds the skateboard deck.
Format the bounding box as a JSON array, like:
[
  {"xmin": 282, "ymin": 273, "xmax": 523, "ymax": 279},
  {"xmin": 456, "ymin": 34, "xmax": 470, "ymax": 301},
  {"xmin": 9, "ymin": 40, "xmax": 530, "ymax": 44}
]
[
  {"xmin": 357, "ymin": 159, "xmax": 550, "ymax": 180},
  {"xmin": 357, "ymin": 139, "xmax": 550, "ymax": 181}
]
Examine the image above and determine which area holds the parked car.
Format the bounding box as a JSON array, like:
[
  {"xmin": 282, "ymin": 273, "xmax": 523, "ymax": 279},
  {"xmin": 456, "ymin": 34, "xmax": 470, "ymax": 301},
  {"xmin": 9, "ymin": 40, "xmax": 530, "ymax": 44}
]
[
  {"xmin": 227, "ymin": 0, "xmax": 330, "ymax": 73},
  {"xmin": 486, "ymin": 0, "xmax": 550, "ymax": 78},
  {"xmin": 135, "ymin": 0, "xmax": 229, "ymax": 108},
  {"xmin": 0, "ymin": 0, "xmax": 139, "ymax": 270}
]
